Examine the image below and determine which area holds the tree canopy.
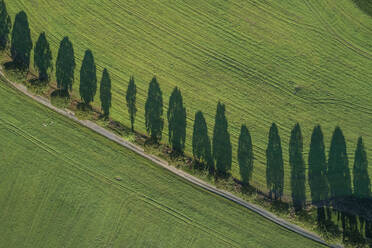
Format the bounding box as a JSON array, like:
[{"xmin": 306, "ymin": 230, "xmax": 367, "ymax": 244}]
[
  {"xmin": 353, "ymin": 137, "xmax": 371, "ymax": 199},
  {"xmin": 34, "ymin": 32, "xmax": 52, "ymax": 81},
  {"xmin": 308, "ymin": 125, "xmax": 328, "ymax": 204},
  {"xmin": 0, "ymin": 0, "xmax": 11, "ymax": 50},
  {"xmin": 266, "ymin": 123, "xmax": 284, "ymax": 200},
  {"xmin": 328, "ymin": 126, "xmax": 352, "ymax": 199},
  {"xmin": 192, "ymin": 111, "xmax": 213, "ymax": 171},
  {"xmin": 212, "ymin": 102, "xmax": 232, "ymax": 176},
  {"xmin": 99, "ymin": 68, "xmax": 111, "ymax": 118},
  {"xmin": 238, "ymin": 125, "xmax": 253, "ymax": 185},
  {"xmin": 289, "ymin": 123, "xmax": 306, "ymax": 210},
  {"xmin": 79, "ymin": 49, "xmax": 97, "ymax": 105},
  {"xmin": 126, "ymin": 76, "xmax": 137, "ymax": 131},
  {"xmin": 56, "ymin": 37, "xmax": 75, "ymax": 94},
  {"xmin": 10, "ymin": 11, "xmax": 32, "ymax": 70},
  {"xmin": 145, "ymin": 76, "xmax": 163, "ymax": 143},
  {"xmin": 167, "ymin": 87, "xmax": 186, "ymax": 155}
]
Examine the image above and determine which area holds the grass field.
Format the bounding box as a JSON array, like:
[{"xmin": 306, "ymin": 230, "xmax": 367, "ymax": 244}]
[
  {"xmin": 0, "ymin": 81, "xmax": 327, "ymax": 247},
  {"xmin": 5, "ymin": 0, "xmax": 372, "ymax": 195}
]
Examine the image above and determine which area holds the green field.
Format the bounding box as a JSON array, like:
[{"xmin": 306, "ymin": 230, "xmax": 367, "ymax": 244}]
[
  {"xmin": 6, "ymin": 0, "xmax": 372, "ymax": 195},
  {"xmin": 0, "ymin": 81, "xmax": 326, "ymax": 247}
]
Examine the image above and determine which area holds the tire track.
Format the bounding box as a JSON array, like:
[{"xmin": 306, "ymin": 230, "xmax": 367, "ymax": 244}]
[{"xmin": 303, "ymin": 0, "xmax": 372, "ymax": 61}]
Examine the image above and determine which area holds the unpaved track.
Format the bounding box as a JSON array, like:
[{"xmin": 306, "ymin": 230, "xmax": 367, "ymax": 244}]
[{"xmin": 0, "ymin": 69, "xmax": 336, "ymax": 248}]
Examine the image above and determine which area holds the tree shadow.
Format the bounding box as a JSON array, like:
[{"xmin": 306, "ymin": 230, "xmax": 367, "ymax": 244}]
[
  {"xmin": 271, "ymin": 200, "xmax": 290, "ymax": 212},
  {"xmin": 3, "ymin": 61, "xmax": 28, "ymax": 78},
  {"xmin": 50, "ymin": 89, "xmax": 70, "ymax": 98},
  {"xmin": 3, "ymin": 61, "xmax": 18, "ymax": 71},
  {"xmin": 351, "ymin": 0, "xmax": 372, "ymax": 17},
  {"xmin": 233, "ymin": 178, "xmax": 256, "ymax": 196},
  {"xmin": 323, "ymin": 219, "xmax": 342, "ymax": 238},
  {"xmin": 144, "ymin": 138, "xmax": 160, "ymax": 147},
  {"xmin": 214, "ymin": 171, "xmax": 231, "ymax": 180},
  {"xmin": 296, "ymin": 208, "xmax": 315, "ymax": 223},
  {"xmin": 98, "ymin": 113, "xmax": 109, "ymax": 121},
  {"xmin": 107, "ymin": 120, "xmax": 134, "ymax": 137},
  {"xmin": 29, "ymin": 78, "xmax": 48, "ymax": 87},
  {"xmin": 76, "ymin": 102, "xmax": 92, "ymax": 111},
  {"xmin": 192, "ymin": 160, "xmax": 205, "ymax": 171},
  {"xmin": 192, "ymin": 160, "xmax": 215, "ymax": 178},
  {"xmin": 3, "ymin": 60, "xmax": 29, "ymax": 73}
]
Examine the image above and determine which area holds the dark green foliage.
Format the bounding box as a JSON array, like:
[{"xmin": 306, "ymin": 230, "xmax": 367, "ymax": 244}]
[
  {"xmin": 192, "ymin": 111, "xmax": 213, "ymax": 170},
  {"xmin": 340, "ymin": 212, "xmax": 361, "ymax": 243},
  {"xmin": 212, "ymin": 102, "xmax": 232, "ymax": 176},
  {"xmin": 266, "ymin": 123, "xmax": 284, "ymax": 200},
  {"xmin": 79, "ymin": 49, "xmax": 97, "ymax": 105},
  {"xmin": 0, "ymin": 0, "xmax": 11, "ymax": 50},
  {"xmin": 126, "ymin": 76, "xmax": 137, "ymax": 131},
  {"xmin": 56, "ymin": 37, "xmax": 75, "ymax": 94},
  {"xmin": 328, "ymin": 127, "xmax": 352, "ymax": 199},
  {"xmin": 145, "ymin": 76, "xmax": 163, "ymax": 143},
  {"xmin": 34, "ymin": 32, "xmax": 52, "ymax": 81},
  {"xmin": 308, "ymin": 125, "xmax": 328, "ymax": 203},
  {"xmin": 316, "ymin": 207, "xmax": 326, "ymax": 227},
  {"xmin": 238, "ymin": 125, "xmax": 253, "ymax": 185},
  {"xmin": 366, "ymin": 220, "xmax": 372, "ymax": 240},
  {"xmin": 167, "ymin": 87, "xmax": 186, "ymax": 155},
  {"xmin": 289, "ymin": 123, "xmax": 306, "ymax": 210},
  {"xmin": 308, "ymin": 125, "xmax": 328, "ymax": 225},
  {"xmin": 353, "ymin": 137, "xmax": 371, "ymax": 199},
  {"xmin": 10, "ymin": 11, "xmax": 32, "ymax": 70},
  {"xmin": 99, "ymin": 68, "xmax": 111, "ymax": 118}
]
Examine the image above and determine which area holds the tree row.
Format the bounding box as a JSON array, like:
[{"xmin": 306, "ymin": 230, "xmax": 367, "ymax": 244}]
[{"xmin": 0, "ymin": 2, "xmax": 370, "ymax": 217}]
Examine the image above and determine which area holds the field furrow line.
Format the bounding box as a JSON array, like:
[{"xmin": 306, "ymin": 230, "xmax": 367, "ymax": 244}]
[
  {"xmin": 109, "ymin": 0, "xmax": 300, "ymax": 97},
  {"xmin": 304, "ymin": 0, "xmax": 372, "ymax": 61},
  {"xmin": 335, "ymin": 1, "xmax": 372, "ymax": 34},
  {"xmin": 104, "ymin": 195, "xmax": 137, "ymax": 248}
]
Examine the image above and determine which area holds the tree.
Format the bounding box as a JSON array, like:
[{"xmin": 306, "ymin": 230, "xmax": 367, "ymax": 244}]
[
  {"xmin": 0, "ymin": 0, "xmax": 11, "ymax": 50},
  {"xmin": 212, "ymin": 102, "xmax": 232, "ymax": 176},
  {"xmin": 266, "ymin": 123, "xmax": 284, "ymax": 200},
  {"xmin": 79, "ymin": 49, "xmax": 97, "ymax": 105},
  {"xmin": 10, "ymin": 11, "xmax": 32, "ymax": 70},
  {"xmin": 289, "ymin": 123, "xmax": 306, "ymax": 210},
  {"xmin": 308, "ymin": 125, "xmax": 328, "ymax": 225},
  {"xmin": 167, "ymin": 87, "xmax": 186, "ymax": 155},
  {"xmin": 328, "ymin": 126, "xmax": 352, "ymax": 199},
  {"xmin": 366, "ymin": 220, "xmax": 372, "ymax": 240},
  {"xmin": 238, "ymin": 125, "xmax": 253, "ymax": 186},
  {"xmin": 192, "ymin": 111, "xmax": 213, "ymax": 171},
  {"xmin": 126, "ymin": 76, "xmax": 137, "ymax": 131},
  {"xmin": 99, "ymin": 68, "xmax": 111, "ymax": 118},
  {"xmin": 145, "ymin": 76, "xmax": 163, "ymax": 143},
  {"xmin": 34, "ymin": 32, "xmax": 52, "ymax": 81},
  {"xmin": 353, "ymin": 137, "xmax": 370, "ymax": 199},
  {"xmin": 56, "ymin": 37, "xmax": 75, "ymax": 95}
]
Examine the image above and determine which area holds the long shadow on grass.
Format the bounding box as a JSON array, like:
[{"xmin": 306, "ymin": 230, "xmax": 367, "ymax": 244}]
[
  {"xmin": 51, "ymin": 89, "xmax": 70, "ymax": 98},
  {"xmin": 351, "ymin": 0, "xmax": 372, "ymax": 17},
  {"xmin": 3, "ymin": 61, "xmax": 17, "ymax": 70}
]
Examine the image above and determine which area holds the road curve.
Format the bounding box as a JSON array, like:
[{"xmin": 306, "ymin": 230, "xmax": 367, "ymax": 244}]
[{"xmin": 0, "ymin": 69, "xmax": 337, "ymax": 248}]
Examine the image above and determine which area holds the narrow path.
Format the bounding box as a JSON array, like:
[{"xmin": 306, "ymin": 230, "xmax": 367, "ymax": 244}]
[{"xmin": 0, "ymin": 68, "xmax": 338, "ymax": 248}]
